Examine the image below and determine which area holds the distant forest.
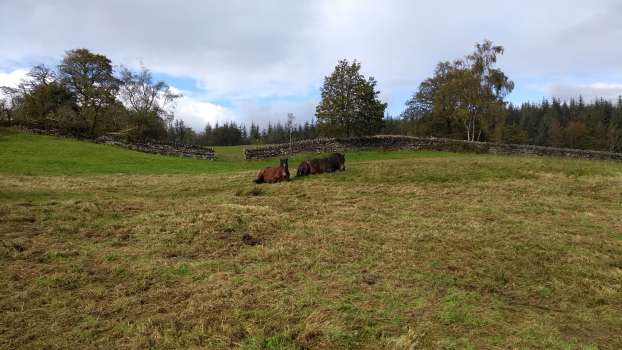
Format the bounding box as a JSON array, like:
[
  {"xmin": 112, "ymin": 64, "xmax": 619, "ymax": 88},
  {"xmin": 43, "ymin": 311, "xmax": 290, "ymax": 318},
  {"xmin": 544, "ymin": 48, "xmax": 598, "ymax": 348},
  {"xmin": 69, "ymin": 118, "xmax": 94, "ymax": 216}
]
[
  {"xmin": 168, "ymin": 97, "xmax": 622, "ymax": 153},
  {"xmin": 1, "ymin": 44, "xmax": 622, "ymax": 152},
  {"xmin": 395, "ymin": 97, "xmax": 622, "ymax": 152}
]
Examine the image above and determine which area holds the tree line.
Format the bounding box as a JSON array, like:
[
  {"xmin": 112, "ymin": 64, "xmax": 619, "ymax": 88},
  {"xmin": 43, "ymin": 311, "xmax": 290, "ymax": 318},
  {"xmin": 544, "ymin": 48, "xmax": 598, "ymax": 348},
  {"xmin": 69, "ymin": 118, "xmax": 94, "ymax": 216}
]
[
  {"xmin": 167, "ymin": 119, "xmax": 319, "ymax": 146},
  {"xmin": 396, "ymin": 40, "xmax": 622, "ymax": 152},
  {"xmin": 2, "ymin": 43, "xmax": 622, "ymax": 151},
  {"xmin": 0, "ymin": 49, "xmax": 179, "ymax": 142}
]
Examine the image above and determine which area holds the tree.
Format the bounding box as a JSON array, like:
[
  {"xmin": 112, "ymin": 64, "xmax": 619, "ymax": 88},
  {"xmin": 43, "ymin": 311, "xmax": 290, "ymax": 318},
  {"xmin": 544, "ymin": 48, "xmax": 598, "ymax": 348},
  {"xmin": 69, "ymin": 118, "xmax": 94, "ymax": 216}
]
[
  {"xmin": 564, "ymin": 121, "xmax": 589, "ymax": 149},
  {"xmin": 403, "ymin": 40, "xmax": 514, "ymax": 141},
  {"xmin": 608, "ymin": 96, "xmax": 622, "ymax": 152},
  {"xmin": 315, "ymin": 59, "xmax": 387, "ymax": 137},
  {"xmin": 17, "ymin": 81, "xmax": 77, "ymax": 130},
  {"xmin": 287, "ymin": 113, "xmax": 295, "ymax": 147},
  {"xmin": 249, "ymin": 123, "xmax": 261, "ymax": 143},
  {"xmin": 211, "ymin": 122, "xmax": 244, "ymax": 146},
  {"xmin": 168, "ymin": 119, "xmax": 197, "ymax": 144},
  {"xmin": 0, "ymin": 87, "xmax": 21, "ymax": 126},
  {"xmin": 118, "ymin": 65, "xmax": 179, "ymax": 122},
  {"xmin": 58, "ymin": 49, "xmax": 119, "ymax": 136},
  {"xmin": 118, "ymin": 65, "xmax": 180, "ymax": 141},
  {"xmin": 23, "ymin": 65, "xmax": 56, "ymax": 89}
]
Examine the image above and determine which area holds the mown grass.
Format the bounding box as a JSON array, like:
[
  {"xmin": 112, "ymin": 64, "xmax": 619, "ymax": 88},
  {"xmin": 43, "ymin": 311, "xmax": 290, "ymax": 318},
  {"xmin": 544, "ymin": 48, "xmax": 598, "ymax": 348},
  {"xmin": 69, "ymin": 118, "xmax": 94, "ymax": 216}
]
[{"xmin": 1, "ymin": 129, "xmax": 622, "ymax": 349}]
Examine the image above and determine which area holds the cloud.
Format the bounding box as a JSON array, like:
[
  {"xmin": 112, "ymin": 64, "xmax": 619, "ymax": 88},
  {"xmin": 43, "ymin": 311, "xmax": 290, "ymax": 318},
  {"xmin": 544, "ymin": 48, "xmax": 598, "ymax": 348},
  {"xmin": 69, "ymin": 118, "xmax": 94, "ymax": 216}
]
[
  {"xmin": 1, "ymin": 0, "xmax": 622, "ymax": 125},
  {"xmin": 547, "ymin": 82, "xmax": 622, "ymax": 102},
  {"xmin": 171, "ymin": 86, "xmax": 319, "ymax": 131},
  {"xmin": 0, "ymin": 69, "xmax": 29, "ymax": 88},
  {"xmin": 171, "ymin": 87, "xmax": 235, "ymax": 131},
  {"xmin": 235, "ymin": 98, "xmax": 319, "ymax": 128}
]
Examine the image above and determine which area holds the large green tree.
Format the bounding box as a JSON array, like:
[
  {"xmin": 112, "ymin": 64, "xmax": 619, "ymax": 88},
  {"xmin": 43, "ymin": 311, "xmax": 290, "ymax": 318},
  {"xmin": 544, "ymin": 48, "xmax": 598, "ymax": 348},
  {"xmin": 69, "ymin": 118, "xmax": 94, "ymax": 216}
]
[
  {"xmin": 316, "ymin": 59, "xmax": 387, "ymax": 137},
  {"xmin": 14, "ymin": 65, "xmax": 78, "ymax": 130},
  {"xmin": 58, "ymin": 49, "xmax": 119, "ymax": 136},
  {"xmin": 403, "ymin": 40, "xmax": 514, "ymax": 142}
]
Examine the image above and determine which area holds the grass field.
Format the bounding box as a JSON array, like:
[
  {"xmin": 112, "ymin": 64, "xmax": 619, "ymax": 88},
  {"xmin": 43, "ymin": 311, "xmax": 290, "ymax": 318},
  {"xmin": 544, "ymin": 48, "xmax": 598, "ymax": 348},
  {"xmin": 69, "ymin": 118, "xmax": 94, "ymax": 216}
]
[
  {"xmin": 1, "ymin": 128, "xmax": 622, "ymax": 349},
  {"xmin": 0, "ymin": 129, "xmax": 445, "ymax": 176}
]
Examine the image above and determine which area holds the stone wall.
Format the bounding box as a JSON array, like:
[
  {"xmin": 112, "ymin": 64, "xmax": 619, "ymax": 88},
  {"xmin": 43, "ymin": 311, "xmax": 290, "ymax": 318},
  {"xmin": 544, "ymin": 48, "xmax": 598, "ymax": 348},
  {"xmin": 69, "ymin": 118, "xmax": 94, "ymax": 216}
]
[
  {"xmin": 244, "ymin": 135, "xmax": 622, "ymax": 162},
  {"xmin": 95, "ymin": 136, "xmax": 215, "ymax": 160},
  {"xmin": 10, "ymin": 127, "xmax": 216, "ymax": 160}
]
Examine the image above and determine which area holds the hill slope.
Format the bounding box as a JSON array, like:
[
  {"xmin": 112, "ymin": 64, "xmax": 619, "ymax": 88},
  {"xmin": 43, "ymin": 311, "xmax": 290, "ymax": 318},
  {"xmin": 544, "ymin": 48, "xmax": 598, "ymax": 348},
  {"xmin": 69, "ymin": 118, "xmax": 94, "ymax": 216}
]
[
  {"xmin": 0, "ymin": 128, "xmax": 451, "ymax": 176},
  {"xmin": 1, "ymin": 129, "xmax": 622, "ymax": 349},
  {"xmin": 0, "ymin": 128, "xmax": 257, "ymax": 175}
]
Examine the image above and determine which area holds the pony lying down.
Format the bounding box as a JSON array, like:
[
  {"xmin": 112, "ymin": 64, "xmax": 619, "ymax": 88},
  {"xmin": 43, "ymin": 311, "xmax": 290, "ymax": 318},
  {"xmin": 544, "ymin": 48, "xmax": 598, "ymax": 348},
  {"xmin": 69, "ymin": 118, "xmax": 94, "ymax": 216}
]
[
  {"xmin": 296, "ymin": 153, "xmax": 346, "ymax": 176},
  {"xmin": 253, "ymin": 158, "xmax": 290, "ymax": 183}
]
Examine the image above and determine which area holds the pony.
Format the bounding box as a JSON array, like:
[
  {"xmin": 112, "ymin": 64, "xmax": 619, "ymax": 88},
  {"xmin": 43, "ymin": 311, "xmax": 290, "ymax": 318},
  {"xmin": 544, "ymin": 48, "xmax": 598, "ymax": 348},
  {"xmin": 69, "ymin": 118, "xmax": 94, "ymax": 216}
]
[
  {"xmin": 254, "ymin": 158, "xmax": 290, "ymax": 183},
  {"xmin": 296, "ymin": 153, "xmax": 346, "ymax": 176},
  {"xmin": 327, "ymin": 153, "xmax": 346, "ymax": 171},
  {"xmin": 296, "ymin": 160, "xmax": 312, "ymax": 176}
]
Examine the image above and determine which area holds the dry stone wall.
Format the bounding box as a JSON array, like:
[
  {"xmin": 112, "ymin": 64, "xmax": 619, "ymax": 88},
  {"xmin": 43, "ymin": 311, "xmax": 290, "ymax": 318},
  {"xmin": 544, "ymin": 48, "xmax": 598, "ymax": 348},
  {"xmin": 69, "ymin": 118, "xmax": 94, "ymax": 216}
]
[
  {"xmin": 95, "ymin": 136, "xmax": 215, "ymax": 160},
  {"xmin": 10, "ymin": 127, "xmax": 215, "ymax": 160},
  {"xmin": 244, "ymin": 135, "xmax": 622, "ymax": 162}
]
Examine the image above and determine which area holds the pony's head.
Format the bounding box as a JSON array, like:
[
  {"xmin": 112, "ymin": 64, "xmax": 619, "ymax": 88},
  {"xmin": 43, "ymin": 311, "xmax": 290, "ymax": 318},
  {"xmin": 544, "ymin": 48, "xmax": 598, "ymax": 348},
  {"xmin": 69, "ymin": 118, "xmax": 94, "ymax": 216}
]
[
  {"xmin": 337, "ymin": 153, "xmax": 346, "ymax": 170},
  {"xmin": 329, "ymin": 153, "xmax": 346, "ymax": 170},
  {"xmin": 280, "ymin": 158, "xmax": 290, "ymax": 179}
]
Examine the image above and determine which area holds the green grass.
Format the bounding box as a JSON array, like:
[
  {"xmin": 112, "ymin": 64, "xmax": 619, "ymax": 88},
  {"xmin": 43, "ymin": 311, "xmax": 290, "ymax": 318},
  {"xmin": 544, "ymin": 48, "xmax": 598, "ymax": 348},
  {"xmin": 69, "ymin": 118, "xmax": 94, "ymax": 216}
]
[
  {"xmin": 2, "ymin": 129, "xmax": 622, "ymax": 349},
  {"xmin": 0, "ymin": 128, "xmax": 450, "ymax": 176}
]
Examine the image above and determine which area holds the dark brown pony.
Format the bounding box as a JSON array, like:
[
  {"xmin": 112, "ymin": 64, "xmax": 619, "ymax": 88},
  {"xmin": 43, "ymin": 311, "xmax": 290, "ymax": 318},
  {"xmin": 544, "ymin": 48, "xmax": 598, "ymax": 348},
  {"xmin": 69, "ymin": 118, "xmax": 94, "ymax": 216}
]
[
  {"xmin": 327, "ymin": 153, "xmax": 346, "ymax": 171},
  {"xmin": 296, "ymin": 153, "xmax": 346, "ymax": 176},
  {"xmin": 254, "ymin": 158, "xmax": 290, "ymax": 183},
  {"xmin": 296, "ymin": 160, "xmax": 312, "ymax": 176}
]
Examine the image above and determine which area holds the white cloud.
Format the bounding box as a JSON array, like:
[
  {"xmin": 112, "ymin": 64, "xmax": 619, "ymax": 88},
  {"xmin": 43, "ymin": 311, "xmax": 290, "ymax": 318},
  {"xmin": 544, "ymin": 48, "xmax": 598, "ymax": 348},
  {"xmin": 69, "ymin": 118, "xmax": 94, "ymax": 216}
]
[
  {"xmin": 547, "ymin": 82, "xmax": 622, "ymax": 102},
  {"xmin": 235, "ymin": 99, "xmax": 318, "ymax": 128},
  {"xmin": 1, "ymin": 0, "xmax": 622, "ymax": 123},
  {"xmin": 0, "ymin": 68, "xmax": 29, "ymax": 88},
  {"xmin": 174, "ymin": 92, "xmax": 235, "ymax": 131}
]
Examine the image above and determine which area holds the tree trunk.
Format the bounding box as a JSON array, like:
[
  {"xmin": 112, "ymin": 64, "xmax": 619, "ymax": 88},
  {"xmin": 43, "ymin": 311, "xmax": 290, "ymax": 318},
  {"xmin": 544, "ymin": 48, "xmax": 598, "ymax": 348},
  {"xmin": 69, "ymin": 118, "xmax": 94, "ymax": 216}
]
[{"xmin": 90, "ymin": 107, "xmax": 99, "ymax": 137}]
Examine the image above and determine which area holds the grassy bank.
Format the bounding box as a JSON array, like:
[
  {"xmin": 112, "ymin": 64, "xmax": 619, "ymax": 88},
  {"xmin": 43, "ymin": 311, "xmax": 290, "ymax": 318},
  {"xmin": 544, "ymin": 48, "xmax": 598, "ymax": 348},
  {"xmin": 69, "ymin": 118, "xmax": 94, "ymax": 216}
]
[{"xmin": 0, "ymin": 128, "xmax": 450, "ymax": 176}]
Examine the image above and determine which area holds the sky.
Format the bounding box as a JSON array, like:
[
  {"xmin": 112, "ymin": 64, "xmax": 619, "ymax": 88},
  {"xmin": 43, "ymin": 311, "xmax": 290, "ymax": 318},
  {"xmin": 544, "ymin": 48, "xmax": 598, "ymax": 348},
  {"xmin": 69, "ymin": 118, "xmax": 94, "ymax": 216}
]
[{"xmin": 1, "ymin": 0, "xmax": 621, "ymax": 130}]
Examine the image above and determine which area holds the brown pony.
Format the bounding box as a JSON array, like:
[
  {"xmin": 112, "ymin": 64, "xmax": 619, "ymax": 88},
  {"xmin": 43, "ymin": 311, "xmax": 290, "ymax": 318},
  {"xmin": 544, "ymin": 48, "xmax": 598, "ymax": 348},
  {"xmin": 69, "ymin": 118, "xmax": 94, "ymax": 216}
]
[
  {"xmin": 296, "ymin": 153, "xmax": 346, "ymax": 176},
  {"xmin": 254, "ymin": 158, "xmax": 290, "ymax": 183}
]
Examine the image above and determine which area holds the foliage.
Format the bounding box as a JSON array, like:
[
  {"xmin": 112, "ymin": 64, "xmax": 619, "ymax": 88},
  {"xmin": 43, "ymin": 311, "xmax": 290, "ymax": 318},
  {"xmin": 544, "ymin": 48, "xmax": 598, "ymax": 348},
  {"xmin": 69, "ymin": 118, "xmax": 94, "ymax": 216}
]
[
  {"xmin": 183, "ymin": 121, "xmax": 319, "ymax": 146},
  {"xmin": 118, "ymin": 66, "xmax": 180, "ymax": 141},
  {"xmin": 3, "ymin": 44, "xmax": 622, "ymax": 152},
  {"xmin": 57, "ymin": 49, "xmax": 120, "ymax": 136},
  {"xmin": 15, "ymin": 81, "xmax": 78, "ymax": 130},
  {"xmin": 402, "ymin": 40, "xmax": 514, "ymax": 141},
  {"xmin": 507, "ymin": 97, "xmax": 622, "ymax": 151},
  {"xmin": 0, "ymin": 49, "xmax": 177, "ymax": 142},
  {"xmin": 316, "ymin": 59, "xmax": 387, "ymax": 137}
]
